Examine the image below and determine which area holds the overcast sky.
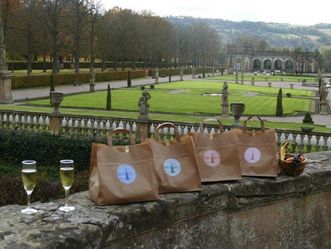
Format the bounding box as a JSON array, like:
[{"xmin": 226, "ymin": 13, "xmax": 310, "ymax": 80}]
[{"xmin": 101, "ymin": 0, "xmax": 331, "ymax": 25}]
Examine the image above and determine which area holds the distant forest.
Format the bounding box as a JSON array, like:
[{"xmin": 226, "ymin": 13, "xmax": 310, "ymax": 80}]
[{"xmin": 167, "ymin": 16, "xmax": 331, "ymax": 50}]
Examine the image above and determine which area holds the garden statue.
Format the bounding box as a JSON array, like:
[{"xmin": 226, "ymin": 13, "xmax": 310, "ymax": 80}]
[
  {"xmin": 319, "ymin": 85, "xmax": 328, "ymax": 102},
  {"xmin": 138, "ymin": 90, "xmax": 151, "ymax": 120},
  {"xmin": 221, "ymin": 82, "xmax": 229, "ymax": 116}
]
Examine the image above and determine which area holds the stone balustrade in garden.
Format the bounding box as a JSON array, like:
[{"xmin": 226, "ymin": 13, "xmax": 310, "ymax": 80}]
[{"xmin": 0, "ymin": 109, "xmax": 329, "ymax": 152}]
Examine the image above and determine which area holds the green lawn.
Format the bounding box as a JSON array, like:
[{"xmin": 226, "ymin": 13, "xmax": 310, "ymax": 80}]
[
  {"xmin": 28, "ymin": 81, "xmax": 314, "ymax": 116},
  {"xmin": 209, "ymin": 73, "xmax": 317, "ymax": 83}
]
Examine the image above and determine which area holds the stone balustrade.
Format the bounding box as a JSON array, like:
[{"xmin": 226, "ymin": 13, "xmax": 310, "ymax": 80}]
[
  {"xmin": 1, "ymin": 151, "xmax": 331, "ymax": 249},
  {"xmin": 0, "ymin": 109, "xmax": 330, "ymax": 152}
]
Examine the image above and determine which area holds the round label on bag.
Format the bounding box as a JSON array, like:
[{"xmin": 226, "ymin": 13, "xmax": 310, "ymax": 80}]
[
  {"xmin": 244, "ymin": 147, "xmax": 261, "ymax": 164},
  {"xmin": 163, "ymin": 159, "xmax": 182, "ymax": 176},
  {"xmin": 203, "ymin": 150, "xmax": 221, "ymax": 167},
  {"xmin": 117, "ymin": 164, "xmax": 137, "ymax": 184}
]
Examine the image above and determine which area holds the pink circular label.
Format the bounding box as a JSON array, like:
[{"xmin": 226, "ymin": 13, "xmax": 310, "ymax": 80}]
[
  {"xmin": 244, "ymin": 147, "xmax": 261, "ymax": 164},
  {"xmin": 203, "ymin": 150, "xmax": 221, "ymax": 167}
]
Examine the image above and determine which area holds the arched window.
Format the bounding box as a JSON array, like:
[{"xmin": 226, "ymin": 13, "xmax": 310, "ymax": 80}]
[
  {"xmin": 253, "ymin": 59, "xmax": 261, "ymax": 71},
  {"xmin": 285, "ymin": 60, "xmax": 294, "ymax": 72},
  {"xmin": 274, "ymin": 59, "xmax": 282, "ymax": 70},
  {"xmin": 264, "ymin": 59, "xmax": 272, "ymax": 70}
]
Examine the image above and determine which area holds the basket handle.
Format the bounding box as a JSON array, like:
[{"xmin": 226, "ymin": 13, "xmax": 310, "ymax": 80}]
[
  {"xmin": 280, "ymin": 140, "xmax": 300, "ymax": 160},
  {"xmin": 155, "ymin": 122, "xmax": 180, "ymax": 142},
  {"xmin": 243, "ymin": 115, "xmax": 265, "ymax": 132},
  {"xmin": 107, "ymin": 127, "xmax": 135, "ymax": 147},
  {"xmin": 199, "ymin": 118, "xmax": 224, "ymax": 133}
]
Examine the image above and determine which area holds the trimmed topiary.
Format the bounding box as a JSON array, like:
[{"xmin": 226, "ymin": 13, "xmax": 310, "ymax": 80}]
[
  {"xmin": 276, "ymin": 88, "xmax": 283, "ymax": 117},
  {"xmin": 303, "ymin": 112, "xmax": 314, "ymax": 124}
]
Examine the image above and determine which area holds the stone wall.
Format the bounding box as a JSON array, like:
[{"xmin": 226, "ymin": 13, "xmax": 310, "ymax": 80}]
[{"xmin": 1, "ymin": 152, "xmax": 331, "ymax": 249}]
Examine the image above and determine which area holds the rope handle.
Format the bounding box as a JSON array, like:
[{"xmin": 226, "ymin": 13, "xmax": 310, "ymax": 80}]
[
  {"xmin": 279, "ymin": 140, "xmax": 300, "ymax": 161},
  {"xmin": 199, "ymin": 118, "xmax": 224, "ymax": 133},
  {"xmin": 243, "ymin": 115, "xmax": 265, "ymax": 132},
  {"xmin": 155, "ymin": 122, "xmax": 180, "ymax": 142},
  {"xmin": 107, "ymin": 127, "xmax": 135, "ymax": 148}
]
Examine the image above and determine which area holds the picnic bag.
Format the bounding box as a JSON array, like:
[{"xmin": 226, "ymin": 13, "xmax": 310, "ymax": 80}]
[
  {"xmin": 89, "ymin": 128, "xmax": 159, "ymax": 205},
  {"xmin": 189, "ymin": 118, "xmax": 242, "ymax": 182},
  {"xmin": 232, "ymin": 115, "xmax": 278, "ymax": 177},
  {"xmin": 147, "ymin": 122, "xmax": 201, "ymax": 193}
]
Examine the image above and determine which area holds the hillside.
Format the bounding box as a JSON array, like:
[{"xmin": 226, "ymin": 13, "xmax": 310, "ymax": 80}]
[{"xmin": 166, "ymin": 16, "xmax": 331, "ymax": 50}]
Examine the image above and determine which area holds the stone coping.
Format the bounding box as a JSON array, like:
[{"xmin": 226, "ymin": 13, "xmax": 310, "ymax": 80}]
[{"xmin": 1, "ymin": 151, "xmax": 331, "ymax": 248}]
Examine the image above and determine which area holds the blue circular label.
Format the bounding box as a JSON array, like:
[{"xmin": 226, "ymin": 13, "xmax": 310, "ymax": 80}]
[
  {"xmin": 163, "ymin": 159, "xmax": 182, "ymax": 176},
  {"xmin": 117, "ymin": 164, "xmax": 137, "ymax": 184}
]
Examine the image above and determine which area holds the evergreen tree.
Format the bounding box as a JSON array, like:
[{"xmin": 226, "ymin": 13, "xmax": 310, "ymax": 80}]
[
  {"xmin": 276, "ymin": 88, "xmax": 283, "ymax": 117},
  {"xmin": 106, "ymin": 84, "xmax": 111, "ymax": 110},
  {"xmin": 127, "ymin": 70, "xmax": 132, "ymax": 88},
  {"xmin": 303, "ymin": 112, "xmax": 314, "ymax": 124}
]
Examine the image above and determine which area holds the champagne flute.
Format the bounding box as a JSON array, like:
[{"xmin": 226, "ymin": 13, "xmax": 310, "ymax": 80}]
[
  {"xmin": 59, "ymin": 159, "xmax": 75, "ymax": 212},
  {"xmin": 21, "ymin": 160, "xmax": 37, "ymax": 214}
]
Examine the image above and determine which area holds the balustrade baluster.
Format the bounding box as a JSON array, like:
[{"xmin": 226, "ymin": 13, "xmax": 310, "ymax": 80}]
[
  {"xmin": 315, "ymin": 135, "xmax": 321, "ymax": 152},
  {"xmin": 306, "ymin": 134, "xmax": 312, "ymax": 153},
  {"xmin": 284, "ymin": 132, "xmax": 289, "ymax": 140},
  {"xmin": 90, "ymin": 118, "xmax": 96, "ymax": 129},
  {"xmin": 128, "ymin": 121, "xmax": 134, "ymax": 132},
  {"xmin": 299, "ymin": 134, "xmax": 305, "ymax": 152},
  {"xmin": 17, "ymin": 114, "xmax": 23, "ymax": 129},
  {"xmin": 323, "ymin": 136, "xmax": 329, "ymax": 151}
]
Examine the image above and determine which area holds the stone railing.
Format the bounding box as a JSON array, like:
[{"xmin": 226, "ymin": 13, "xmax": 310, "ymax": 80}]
[
  {"xmin": 1, "ymin": 151, "xmax": 331, "ymax": 248},
  {"xmin": 0, "ymin": 109, "xmax": 330, "ymax": 152}
]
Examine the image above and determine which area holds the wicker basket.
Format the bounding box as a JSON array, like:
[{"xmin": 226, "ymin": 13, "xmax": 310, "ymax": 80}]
[{"xmin": 279, "ymin": 140, "xmax": 307, "ymax": 176}]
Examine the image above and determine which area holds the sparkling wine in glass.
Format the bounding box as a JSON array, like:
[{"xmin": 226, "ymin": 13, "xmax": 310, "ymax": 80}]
[
  {"xmin": 21, "ymin": 160, "xmax": 38, "ymax": 214},
  {"xmin": 59, "ymin": 159, "xmax": 75, "ymax": 212}
]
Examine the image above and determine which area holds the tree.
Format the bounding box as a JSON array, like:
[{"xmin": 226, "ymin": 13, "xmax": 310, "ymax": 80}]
[
  {"xmin": 40, "ymin": 0, "xmax": 69, "ymax": 86},
  {"xmin": 66, "ymin": 0, "xmax": 90, "ymax": 73},
  {"xmin": 322, "ymin": 49, "xmax": 331, "ymax": 72},
  {"xmin": 14, "ymin": 0, "xmax": 41, "ymax": 75},
  {"xmin": 276, "ymin": 88, "xmax": 283, "ymax": 117},
  {"xmin": 127, "ymin": 70, "xmax": 131, "ymax": 87},
  {"xmin": 87, "ymin": 0, "xmax": 102, "ymax": 72},
  {"xmin": 106, "ymin": 83, "xmax": 111, "ymax": 110}
]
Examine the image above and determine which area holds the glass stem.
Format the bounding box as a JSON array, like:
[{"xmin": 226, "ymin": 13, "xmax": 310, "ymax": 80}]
[
  {"xmin": 65, "ymin": 189, "xmax": 69, "ymax": 206},
  {"xmin": 27, "ymin": 193, "xmax": 31, "ymax": 207}
]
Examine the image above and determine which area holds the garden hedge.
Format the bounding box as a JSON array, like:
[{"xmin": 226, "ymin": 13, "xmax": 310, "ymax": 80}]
[
  {"xmin": 0, "ymin": 129, "xmax": 95, "ymax": 170},
  {"xmin": 11, "ymin": 70, "xmax": 147, "ymax": 89}
]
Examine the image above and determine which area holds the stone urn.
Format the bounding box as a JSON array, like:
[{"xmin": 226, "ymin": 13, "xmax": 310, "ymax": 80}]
[
  {"xmin": 50, "ymin": 91, "xmax": 64, "ymax": 115},
  {"xmin": 230, "ymin": 102, "xmax": 245, "ymax": 128}
]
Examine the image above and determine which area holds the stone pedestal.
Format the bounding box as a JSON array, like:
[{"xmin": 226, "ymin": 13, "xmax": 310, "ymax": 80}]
[
  {"xmin": 89, "ymin": 83, "xmax": 95, "ymax": 92},
  {"xmin": 180, "ymin": 68, "xmax": 184, "ymax": 81},
  {"xmin": 192, "ymin": 68, "xmax": 195, "ymax": 79},
  {"xmin": 155, "ymin": 68, "xmax": 159, "ymax": 84},
  {"xmin": 221, "ymin": 104, "xmax": 229, "ymax": 116},
  {"xmin": 0, "ymin": 71, "xmax": 12, "ymax": 103},
  {"xmin": 137, "ymin": 121, "xmax": 149, "ymax": 140},
  {"xmin": 49, "ymin": 115, "xmax": 61, "ymax": 135},
  {"xmin": 290, "ymin": 83, "xmax": 294, "ymax": 89},
  {"xmin": 268, "ymin": 82, "xmax": 272, "ymax": 88},
  {"xmin": 320, "ymin": 101, "xmax": 331, "ymax": 114}
]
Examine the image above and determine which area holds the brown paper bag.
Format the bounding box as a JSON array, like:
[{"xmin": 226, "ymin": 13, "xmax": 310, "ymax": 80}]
[
  {"xmin": 232, "ymin": 115, "xmax": 278, "ymax": 177},
  {"xmin": 89, "ymin": 128, "xmax": 159, "ymax": 205},
  {"xmin": 147, "ymin": 122, "xmax": 201, "ymax": 193},
  {"xmin": 189, "ymin": 119, "xmax": 242, "ymax": 182}
]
